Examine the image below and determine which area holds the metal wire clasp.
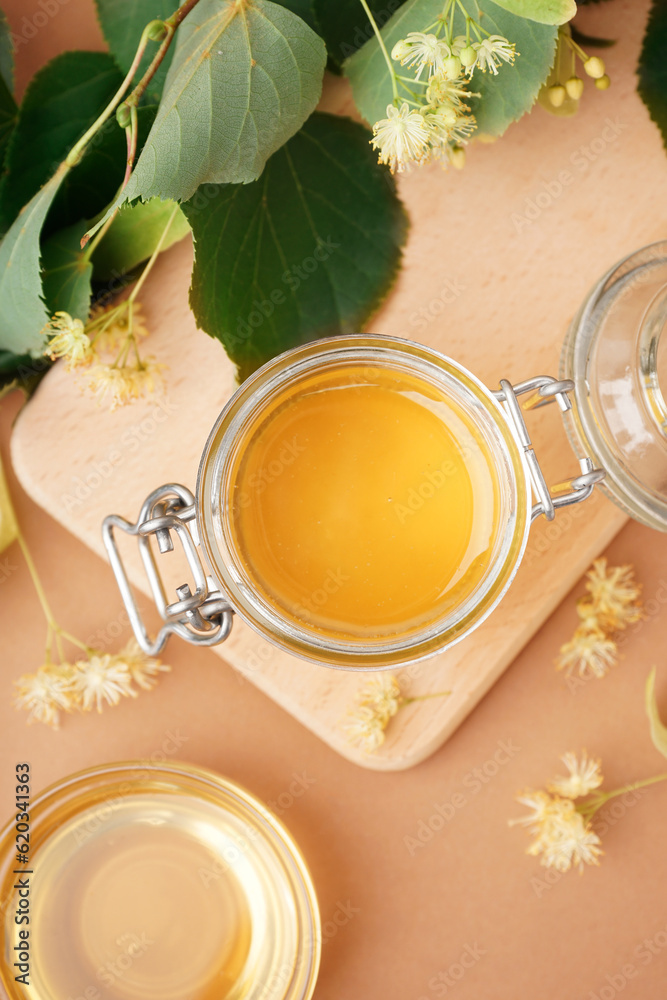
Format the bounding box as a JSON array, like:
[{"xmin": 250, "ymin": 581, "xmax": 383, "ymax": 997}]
[
  {"xmin": 102, "ymin": 484, "xmax": 233, "ymax": 656},
  {"xmin": 493, "ymin": 377, "xmax": 605, "ymax": 523}
]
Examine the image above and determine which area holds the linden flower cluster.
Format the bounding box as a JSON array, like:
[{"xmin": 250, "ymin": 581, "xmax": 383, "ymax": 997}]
[
  {"xmin": 14, "ymin": 639, "xmax": 170, "ymax": 729},
  {"xmin": 342, "ymin": 675, "xmax": 450, "ymax": 753},
  {"xmin": 556, "ymin": 559, "xmax": 643, "ymax": 680},
  {"xmin": 510, "ymin": 752, "xmax": 605, "ymax": 873},
  {"xmin": 543, "ymin": 26, "xmax": 610, "ymax": 111},
  {"xmin": 370, "ymin": 3, "xmax": 517, "ymax": 174},
  {"xmin": 43, "ymin": 302, "xmax": 163, "ymax": 410}
]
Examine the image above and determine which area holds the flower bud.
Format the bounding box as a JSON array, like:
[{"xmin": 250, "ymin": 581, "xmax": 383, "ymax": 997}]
[
  {"xmin": 565, "ymin": 76, "xmax": 584, "ymax": 100},
  {"xmin": 116, "ymin": 102, "xmax": 132, "ymax": 129},
  {"xmin": 391, "ymin": 38, "xmax": 411, "ymax": 62},
  {"xmin": 594, "ymin": 74, "xmax": 611, "ymax": 90},
  {"xmin": 459, "ymin": 45, "xmax": 477, "ymax": 68},
  {"xmin": 147, "ymin": 20, "xmax": 168, "ymax": 42},
  {"xmin": 584, "ymin": 56, "xmax": 605, "ymax": 79},
  {"xmin": 548, "ymin": 84, "xmax": 566, "ymax": 108},
  {"xmin": 449, "ymin": 146, "xmax": 466, "ymax": 170},
  {"xmin": 443, "ymin": 55, "xmax": 462, "ymax": 79}
]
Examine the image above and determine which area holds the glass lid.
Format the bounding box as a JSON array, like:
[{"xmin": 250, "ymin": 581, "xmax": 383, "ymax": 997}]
[{"xmin": 562, "ymin": 241, "xmax": 667, "ymax": 531}]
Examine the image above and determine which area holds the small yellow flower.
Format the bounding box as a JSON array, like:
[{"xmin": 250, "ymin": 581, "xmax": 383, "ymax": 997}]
[
  {"xmin": 556, "ymin": 626, "xmax": 617, "ymax": 679},
  {"xmin": 508, "ymin": 790, "xmax": 553, "ymax": 832},
  {"xmin": 357, "ymin": 674, "xmax": 403, "ymax": 720},
  {"xmin": 342, "ymin": 705, "xmax": 388, "ymax": 753},
  {"xmin": 468, "ymin": 36, "xmax": 516, "ymax": 76},
  {"xmin": 585, "ymin": 558, "xmax": 642, "ymax": 631},
  {"xmin": 537, "ymin": 809, "xmax": 603, "ymax": 873},
  {"xmin": 549, "ymin": 752, "xmax": 603, "ymax": 799},
  {"xmin": 391, "ymin": 32, "xmax": 451, "ymax": 79},
  {"xmin": 512, "ymin": 788, "xmax": 603, "ymax": 873},
  {"xmin": 115, "ymin": 638, "xmax": 170, "ymax": 691},
  {"xmin": 13, "ymin": 664, "xmax": 75, "ymax": 729},
  {"xmin": 88, "ymin": 301, "xmax": 150, "ymax": 355},
  {"xmin": 86, "ymin": 359, "xmax": 163, "ymax": 410},
  {"xmin": 43, "ymin": 312, "xmax": 93, "ymax": 369},
  {"xmin": 70, "ymin": 653, "xmax": 136, "ymax": 712},
  {"xmin": 371, "ymin": 103, "xmax": 431, "ymax": 173},
  {"xmin": 425, "ymin": 74, "xmax": 473, "ymax": 109}
]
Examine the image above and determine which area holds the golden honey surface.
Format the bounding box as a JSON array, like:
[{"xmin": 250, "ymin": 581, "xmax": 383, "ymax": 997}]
[{"xmin": 230, "ymin": 365, "xmax": 500, "ymax": 639}]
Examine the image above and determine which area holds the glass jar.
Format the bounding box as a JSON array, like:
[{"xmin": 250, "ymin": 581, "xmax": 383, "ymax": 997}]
[
  {"xmin": 562, "ymin": 240, "xmax": 667, "ymax": 531},
  {"xmin": 104, "ymin": 335, "xmax": 603, "ymax": 669},
  {"xmin": 0, "ymin": 761, "xmax": 320, "ymax": 1000}
]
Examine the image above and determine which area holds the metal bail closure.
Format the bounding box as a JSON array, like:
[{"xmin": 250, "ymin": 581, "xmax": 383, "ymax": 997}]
[
  {"xmin": 102, "ymin": 484, "xmax": 233, "ymax": 656},
  {"xmin": 494, "ymin": 376, "xmax": 606, "ymax": 522}
]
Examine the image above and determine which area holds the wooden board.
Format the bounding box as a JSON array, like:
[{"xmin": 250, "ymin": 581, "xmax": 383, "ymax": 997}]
[{"xmin": 11, "ymin": 4, "xmax": 661, "ymax": 768}]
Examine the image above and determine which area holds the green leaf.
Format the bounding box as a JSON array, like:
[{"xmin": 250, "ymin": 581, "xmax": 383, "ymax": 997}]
[
  {"xmin": 93, "ymin": 0, "xmax": 176, "ymax": 103},
  {"xmin": 41, "ymin": 221, "xmax": 93, "ymax": 321},
  {"xmin": 0, "ymin": 8, "xmax": 14, "ymax": 93},
  {"xmin": 97, "ymin": 0, "xmax": 327, "ymax": 221},
  {"xmin": 646, "ymin": 668, "xmax": 667, "ymax": 759},
  {"xmin": 0, "ymin": 351, "xmax": 52, "ymax": 402},
  {"xmin": 275, "ymin": 0, "xmax": 321, "ymax": 34},
  {"xmin": 0, "ymin": 166, "xmax": 69, "ymax": 356},
  {"xmin": 638, "ymin": 0, "xmax": 667, "ymax": 152},
  {"xmin": 0, "ymin": 52, "xmax": 123, "ymax": 235},
  {"xmin": 46, "ymin": 104, "xmax": 158, "ymax": 239},
  {"xmin": 183, "ymin": 112, "xmax": 408, "ymax": 382},
  {"xmin": 0, "ymin": 10, "xmax": 17, "ymax": 170},
  {"xmin": 92, "ymin": 197, "xmax": 190, "ymax": 279},
  {"xmin": 346, "ymin": 0, "xmax": 557, "ymax": 138},
  {"xmin": 313, "ymin": 0, "xmax": 408, "ymax": 67},
  {"xmin": 488, "ymin": 0, "xmax": 575, "ymax": 25},
  {"xmin": 0, "ymin": 73, "xmax": 16, "ymax": 170}
]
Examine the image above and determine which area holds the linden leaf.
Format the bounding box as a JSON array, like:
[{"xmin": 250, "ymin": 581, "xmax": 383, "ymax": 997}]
[
  {"xmin": 646, "ymin": 668, "xmax": 667, "ymax": 760},
  {"xmin": 92, "ymin": 0, "xmax": 326, "ymax": 238},
  {"xmin": 638, "ymin": 0, "xmax": 667, "ymax": 152},
  {"xmin": 0, "ymin": 52, "xmax": 123, "ymax": 236},
  {"xmin": 346, "ymin": 0, "xmax": 557, "ymax": 137},
  {"xmin": 488, "ymin": 0, "xmax": 576, "ymax": 25},
  {"xmin": 92, "ymin": 198, "xmax": 190, "ymax": 280},
  {"xmin": 46, "ymin": 104, "xmax": 158, "ymax": 240},
  {"xmin": 93, "ymin": 0, "xmax": 176, "ymax": 103},
  {"xmin": 312, "ymin": 0, "xmax": 408, "ymax": 68},
  {"xmin": 0, "ymin": 167, "xmax": 69, "ymax": 356},
  {"xmin": 0, "ymin": 8, "xmax": 14, "ymax": 93},
  {"xmin": 182, "ymin": 112, "xmax": 407, "ymax": 382},
  {"xmin": 41, "ymin": 222, "xmax": 94, "ymax": 322}
]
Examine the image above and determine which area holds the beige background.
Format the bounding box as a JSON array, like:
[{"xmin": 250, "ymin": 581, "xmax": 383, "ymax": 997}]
[{"xmin": 3, "ymin": 0, "xmax": 667, "ymax": 997}]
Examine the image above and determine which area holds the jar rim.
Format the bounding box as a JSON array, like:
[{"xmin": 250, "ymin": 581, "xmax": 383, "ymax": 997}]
[{"xmin": 197, "ymin": 335, "xmax": 531, "ymax": 668}]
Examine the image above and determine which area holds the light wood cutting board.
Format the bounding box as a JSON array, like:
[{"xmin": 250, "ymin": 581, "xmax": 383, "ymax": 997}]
[{"xmin": 11, "ymin": 1, "xmax": 660, "ymax": 768}]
